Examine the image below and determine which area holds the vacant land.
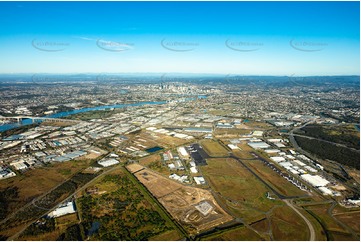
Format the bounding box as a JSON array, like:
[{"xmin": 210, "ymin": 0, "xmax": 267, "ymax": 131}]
[
  {"xmin": 0, "ymin": 159, "xmax": 92, "ymax": 220},
  {"xmin": 128, "ymin": 164, "xmax": 233, "ymax": 235},
  {"xmin": 19, "ymin": 213, "xmax": 79, "ymax": 241},
  {"xmin": 200, "ymin": 140, "xmax": 229, "ymax": 157},
  {"xmin": 243, "ymin": 158, "xmax": 307, "ymax": 197},
  {"xmin": 76, "ymin": 168, "xmax": 182, "ymax": 240},
  {"xmin": 243, "ymin": 121, "xmax": 272, "ymax": 129},
  {"xmin": 201, "ymin": 225, "xmax": 265, "ymax": 241},
  {"xmin": 332, "ymin": 205, "xmax": 360, "ymax": 235},
  {"xmin": 303, "ymin": 203, "xmax": 357, "ymax": 240},
  {"xmin": 214, "ymin": 128, "xmax": 251, "ymax": 137},
  {"xmin": 122, "ymin": 131, "xmax": 189, "ymax": 153},
  {"xmin": 139, "ymin": 154, "xmax": 161, "ymax": 166},
  {"xmin": 333, "ymin": 212, "xmax": 360, "ymax": 234},
  {"xmin": 201, "ymin": 158, "xmax": 282, "ymax": 223},
  {"xmin": 0, "ymin": 172, "xmax": 97, "ymax": 239},
  {"xmin": 270, "ymin": 206, "xmax": 309, "ymax": 240}
]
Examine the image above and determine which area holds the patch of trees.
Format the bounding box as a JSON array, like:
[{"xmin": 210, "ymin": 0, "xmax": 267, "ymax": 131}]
[
  {"xmin": 78, "ymin": 174, "xmax": 170, "ymax": 240},
  {"xmin": 22, "ymin": 217, "xmax": 55, "ymax": 236},
  {"xmin": 295, "ymin": 136, "xmax": 360, "ymax": 170},
  {"xmin": 0, "ymin": 186, "xmax": 19, "ymax": 219},
  {"xmin": 57, "ymin": 224, "xmax": 84, "ymax": 241},
  {"xmin": 0, "ymin": 172, "xmax": 98, "ymax": 233},
  {"xmin": 295, "ymin": 124, "xmax": 359, "ymax": 150}
]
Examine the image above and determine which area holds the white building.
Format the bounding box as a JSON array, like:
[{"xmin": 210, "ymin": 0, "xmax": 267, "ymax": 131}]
[
  {"xmin": 0, "ymin": 169, "xmax": 16, "ymax": 180},
  {"xmin": 252, "ymin": 131, "xmax": 264, "ymax": 136},
  {"xmin": 318, "ymin": 187, "xmax": 333, "ymax": 196},
  {"xmin": 300, "ymin": 174, "xmax": 330, "ymax": 187},
  {"xmin": 98, "ymin": 158, "xmax": 119, "ymax": 167},
  {"xmin": 194, "ymin": 176, "xmax": 206, "ymax": 185},
  {"xmin": 228, "ymin": 144, "xmax": 239, "ymax": 150},
  {"xmin": 190, "ymin": 166, "xmax": 198, "ymax": 173},
  {"xmin": 49, "ymin": 201, "xmax": 76, "ymax": 218},
  {"xmin": 177, "ymin": 146, "xmax": 189, "ymax": 158},
  {"xmin": 248, "ymin": 142, "xmax": 270, "ymax": 149},
  {"xmin": 264, "ymin": 149, "xmax": 280, "ymax": 154},
  {"xmin": 270, "ymin": 156, "xmax": 286, "ymax": 163}
]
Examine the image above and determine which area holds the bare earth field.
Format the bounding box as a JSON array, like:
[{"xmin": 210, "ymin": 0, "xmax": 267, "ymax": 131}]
[{"xmin": 127, "ymin": 164, "xmax": 233, "ymax": 235}]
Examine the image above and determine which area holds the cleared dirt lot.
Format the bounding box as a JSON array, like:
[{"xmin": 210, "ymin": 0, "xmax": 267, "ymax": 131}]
[{"xmin": 127, "ymin": 164, "xmax": 233, "ymax": 235}]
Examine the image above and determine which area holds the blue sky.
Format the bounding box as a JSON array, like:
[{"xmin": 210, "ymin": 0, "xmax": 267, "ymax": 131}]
[{"xmin": 0, "ymin": 1, "xmax": 359, "ymax": 75}]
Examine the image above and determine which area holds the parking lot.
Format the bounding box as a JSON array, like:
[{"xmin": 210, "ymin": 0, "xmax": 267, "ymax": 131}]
[{"xmin": 186, "ymin": 143, "xmax": 209, "ymax": 166}]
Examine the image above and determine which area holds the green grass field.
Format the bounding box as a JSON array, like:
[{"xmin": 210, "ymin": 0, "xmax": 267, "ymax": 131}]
[
  {"xmin": 270, "ymin": 206, "xmax": 309, "ymax": 240},
  {"xmin": 243, "ymin": 158, "xmax": 308, "ymax": 197},
  {"xmin": 201, "ymin": 158, "xmax": 282, "ymax": 224},
  {"xmin": 200, "ymin": 225, "xmax": 265, "ymax": 241},
  {"xmin": 200, "ymin": 140, "xmax": 229, "ymax": 157},
  {"xmin": 302, "ymin": 203, "xmax": 357, "ymax": 241}
]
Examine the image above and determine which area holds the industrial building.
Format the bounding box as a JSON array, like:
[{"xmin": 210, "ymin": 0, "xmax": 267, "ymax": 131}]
[
  {"xmin": 300, "ymin": 174, "xmax": 330, "ymax": 187},
  {"xmin": 194, "ymin": 176, "xmax": 206, "ymax": 185},
  {"xmin": 247, "ymin": 142, "xmax": 270, "ymax": 149},
  {"xmin": 0, "ymin": 168, "xmax": 16, "ymax": 179},
  {"xmin": 48, "ymin": 201, "xmax": 76, "ymax": 218},
  {"xmin": 98, "ymin": 158, "xmax": 119, "ymax": 167},
  {"xmin": 227, "ymin": 144, "xmax": 239, "ymax": 150},
  {"xmin": 270, "ymin": 156, "xmax": 286, "ymax": 163},
  {"xmin": 183, "ymin": 127, "xmax": 212, "ymax": 133},
  {"xmin": 177, "ymin": 146, "xmax": 189, "ymax": 158}
]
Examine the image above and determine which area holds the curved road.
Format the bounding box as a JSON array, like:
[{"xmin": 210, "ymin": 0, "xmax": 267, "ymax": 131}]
[{"xmin": 284, "ymin": 199, "xmax": 316, "ymax": 241}]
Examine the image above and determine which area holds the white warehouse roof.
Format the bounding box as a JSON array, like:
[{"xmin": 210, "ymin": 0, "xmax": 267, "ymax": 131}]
[
  {"xmin": 318, "ymin": 187, "xmax": 333, "ymax": 196},
  {"xmin": 49, "ymin": 202, "xmax": 76, "ymax": 218},
  {"xmin": 98, "ymin": 158, "xmax": 119, "ymax": 167},
  {"xmin": 270, "ymin": 156, "xmax": 286, "ymax": 163},
  {"xmin": 300, "ymin": 174, "xmax": 330, "ymax": 187},
  {"xmin": 248, "ymin": 142, "xmax": 270, "ymax": 149}
]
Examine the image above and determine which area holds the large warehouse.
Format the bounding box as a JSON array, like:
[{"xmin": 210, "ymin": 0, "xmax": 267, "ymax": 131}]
[
  {"xmin": 247, "ymin": 142, "xmax": 270, "ymax": 149},
  {"xmin": 300, "ymin": 174, "xmax": 330, "ymax": 187}
]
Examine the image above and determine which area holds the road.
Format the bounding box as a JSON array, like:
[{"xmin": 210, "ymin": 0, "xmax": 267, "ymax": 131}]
[
  {"xmin": 327, "ymin": 201, "xmax": 359, "ymax": 240},
  {"xmin": 0, "ymin": 152, "xmax": 108, "ymax": 229},
  {"xmin": 284, "ymin": 199, "xmax": 316, "ymax": 241},
  {"xmin": 7, "ymin": 165, "xmax": 119, "ymax": 241},
  {"xmin": 291, "ymin": 133, "xmax": 360, "ymax": 152},
  {"xmin": 0, "ymin": 173, "xmax": 77, "ymax": 226}
]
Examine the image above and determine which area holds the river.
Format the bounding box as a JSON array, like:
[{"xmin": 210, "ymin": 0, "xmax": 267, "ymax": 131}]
[{"xmin": 0, "ymin": 95, "xmax": 207, "ymax": 132}]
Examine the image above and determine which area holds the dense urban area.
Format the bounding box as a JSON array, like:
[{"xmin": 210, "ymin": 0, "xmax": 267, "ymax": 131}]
[{"xmin": 0, "ymin": 74, "xmax": 359, "ymax": 241}]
